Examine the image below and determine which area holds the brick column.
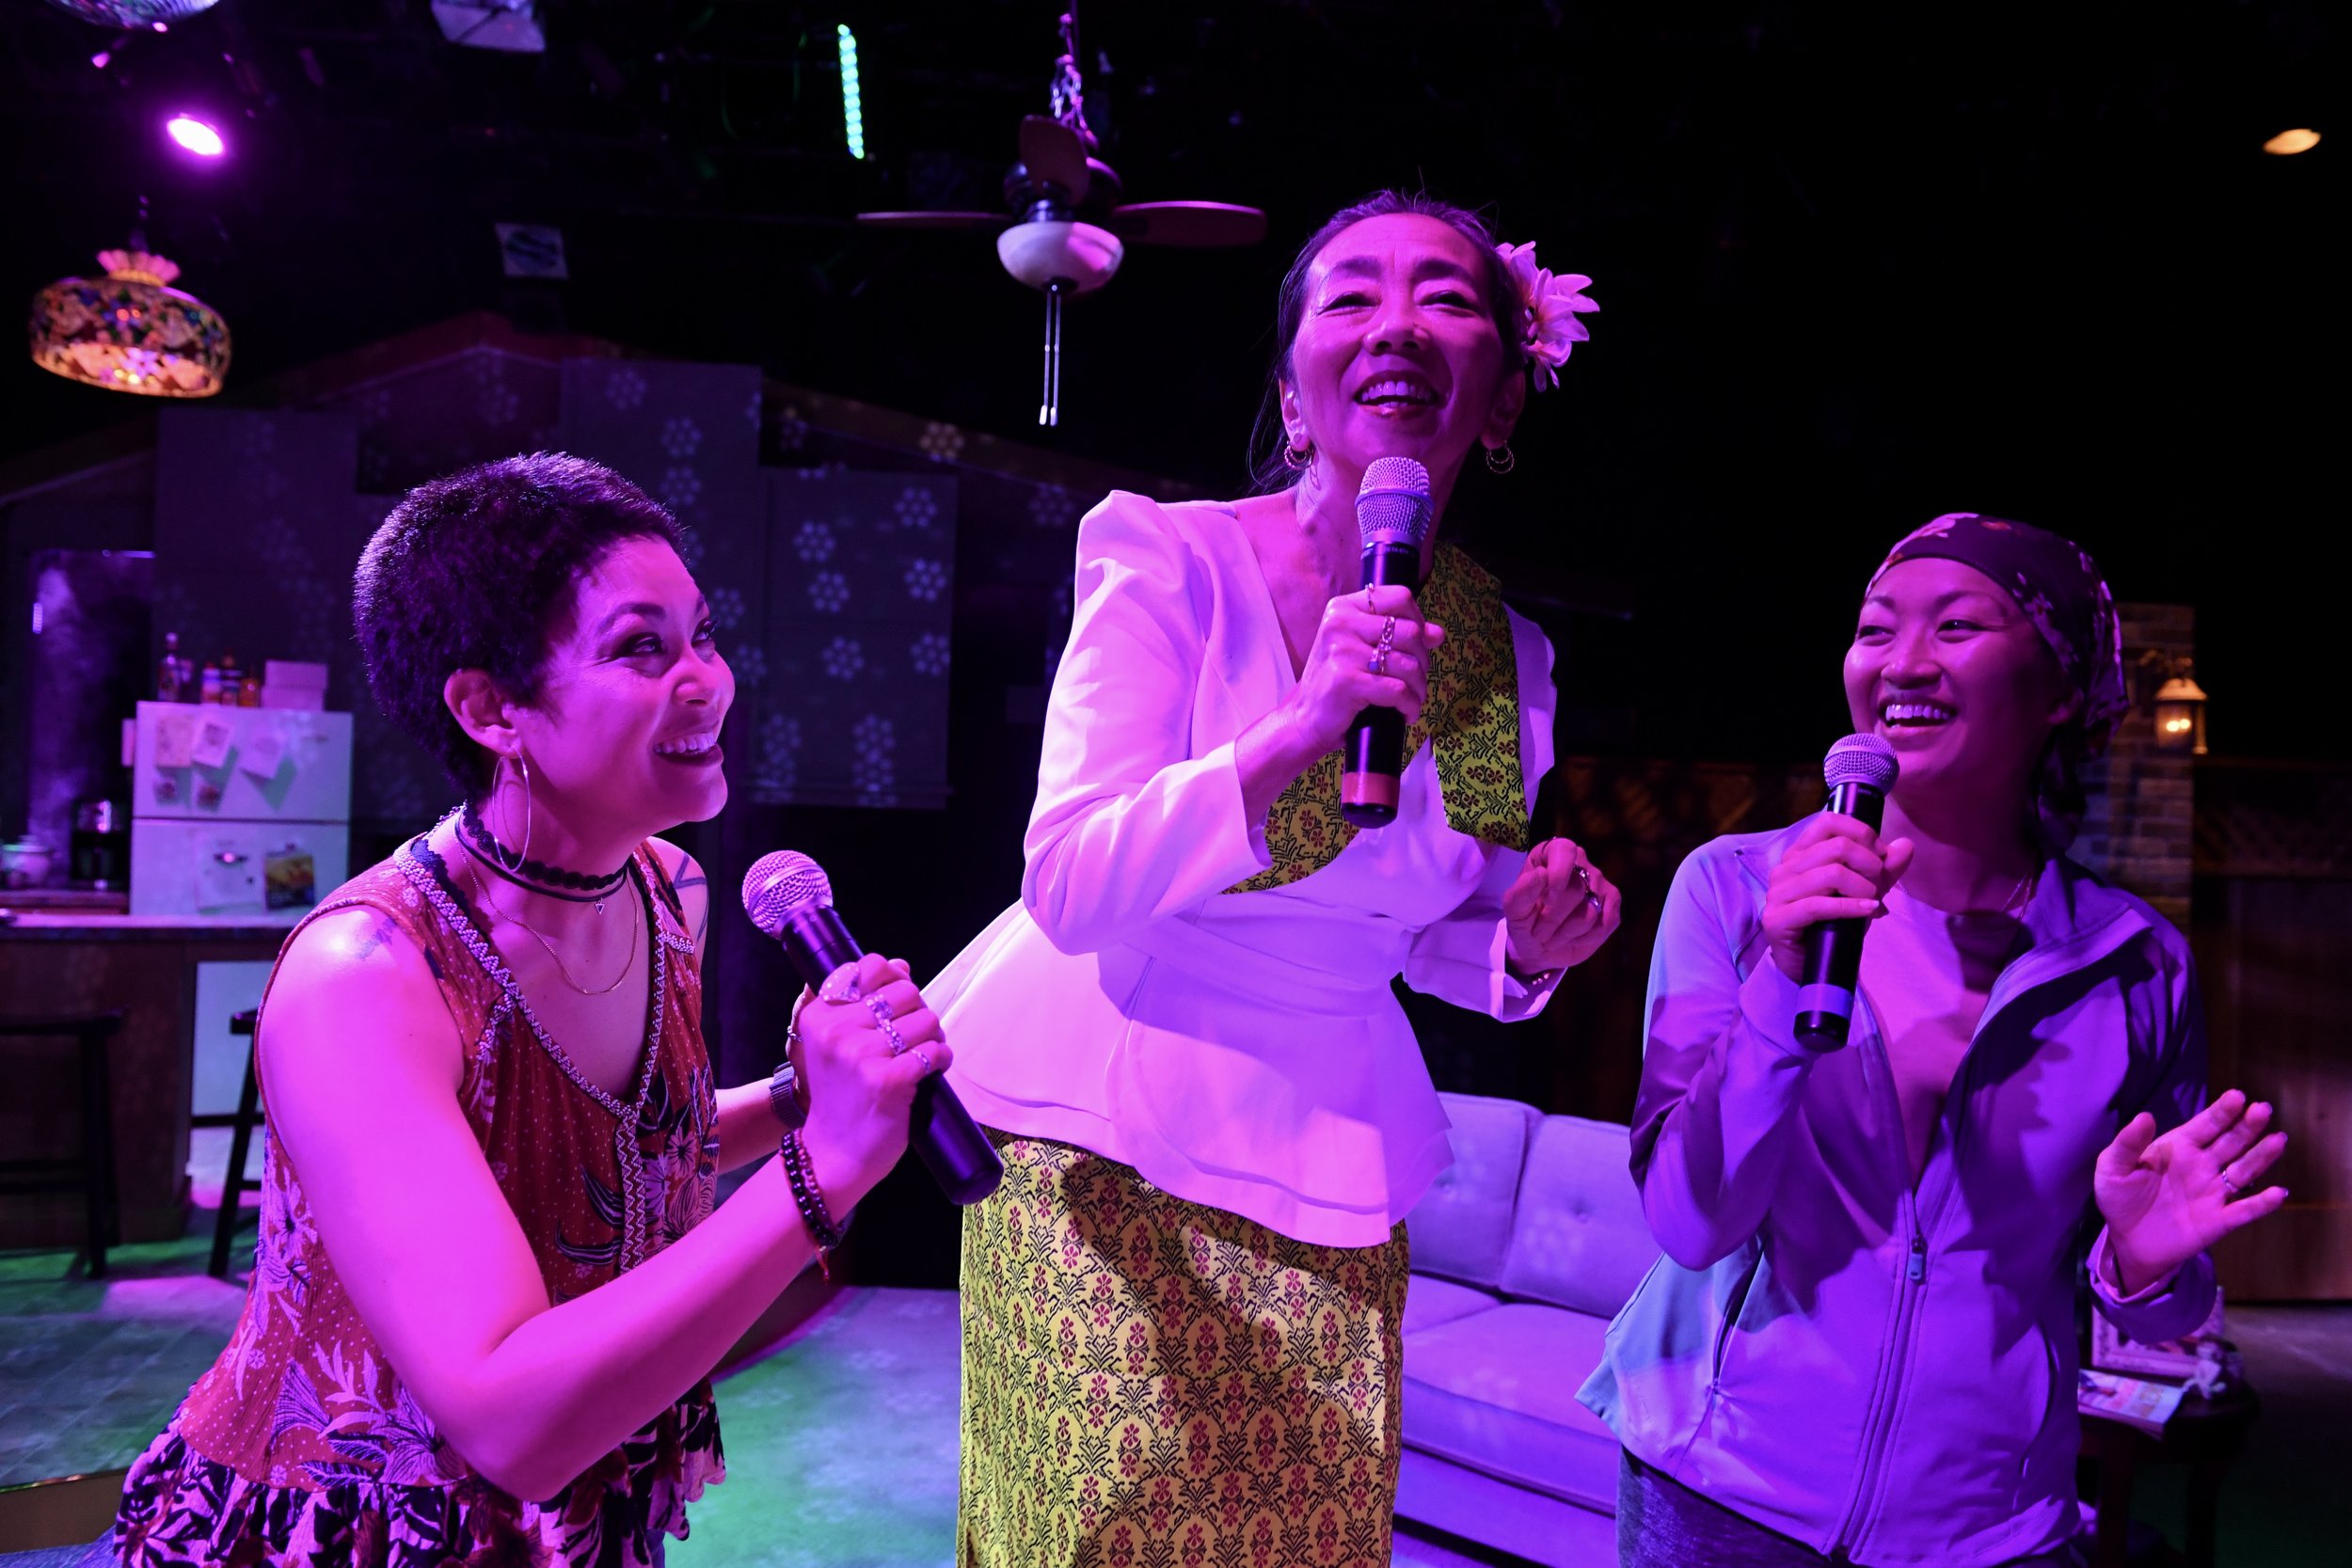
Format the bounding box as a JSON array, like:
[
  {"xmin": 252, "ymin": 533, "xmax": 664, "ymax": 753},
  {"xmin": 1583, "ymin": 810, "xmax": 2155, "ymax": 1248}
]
[{"xmin": 2069, "ymin": 603, "xmax": 2194, "ymax": 928}]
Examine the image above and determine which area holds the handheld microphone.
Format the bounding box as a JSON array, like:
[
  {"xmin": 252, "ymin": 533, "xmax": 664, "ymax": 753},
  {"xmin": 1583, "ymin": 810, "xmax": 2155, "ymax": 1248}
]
[
  {"xmin": 1793, "ymin": 734, "xmax": 1901, "ymax": 1052},
  {"xmin": 1342, "ymin": 456, "xmax": 1435, "ymax": 828},
  {"xmin": 740, "ymin": 851, "xmax": 1004, "ymax": 1205}
]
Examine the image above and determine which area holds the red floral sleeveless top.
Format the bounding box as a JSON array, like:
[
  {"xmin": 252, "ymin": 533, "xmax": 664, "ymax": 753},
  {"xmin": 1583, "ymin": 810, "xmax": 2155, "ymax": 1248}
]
[{"xmin": 116, "ymin": 832, "xmax": 723, "ymax": 1567}]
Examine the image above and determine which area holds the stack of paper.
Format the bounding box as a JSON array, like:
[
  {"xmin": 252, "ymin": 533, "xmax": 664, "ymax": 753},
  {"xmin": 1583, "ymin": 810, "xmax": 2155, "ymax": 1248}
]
[{"xmin": 2078, "ymin": 1369, "xmax": 2187, "ymax": 1436}]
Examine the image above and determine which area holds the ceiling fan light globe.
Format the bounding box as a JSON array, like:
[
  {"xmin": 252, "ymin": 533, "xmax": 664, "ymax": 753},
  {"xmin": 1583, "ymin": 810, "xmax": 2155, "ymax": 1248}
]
[{"xmin": 997, "ymin": 220, "xmax": 1124, "ymax": 293}]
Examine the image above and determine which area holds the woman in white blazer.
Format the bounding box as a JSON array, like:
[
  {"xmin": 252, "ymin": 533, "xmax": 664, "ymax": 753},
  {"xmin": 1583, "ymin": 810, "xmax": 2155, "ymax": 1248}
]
[{"xmin": 932, "ymin": 189, "xmax": 1619, "ymax": 1568}]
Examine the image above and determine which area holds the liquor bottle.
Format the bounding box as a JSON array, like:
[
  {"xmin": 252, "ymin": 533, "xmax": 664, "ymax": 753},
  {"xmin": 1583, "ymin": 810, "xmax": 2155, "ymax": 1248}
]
[
  {"xmin": 156, "ymin": 632, "xmax": 191, "ymax": 703},
  {"xmin": 199, "ymin": 662, "xmax": 223, "ymax": 705},
  {"xmin": 218, "ymin": 645, "xmax": 242, "ymax": 699}
]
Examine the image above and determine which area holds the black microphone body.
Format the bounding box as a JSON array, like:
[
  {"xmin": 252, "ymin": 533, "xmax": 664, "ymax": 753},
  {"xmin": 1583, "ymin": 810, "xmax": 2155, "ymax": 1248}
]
[
  {"xmin": 1341, "ymin": 536, "xmax": 1423, "ymax": 828},
  {"xmin": 1342, "ymin": 457, "xmax": 1435, "ymax": 829},
  {"xmin": 1793, "ymin": 736, "xmax": 1899, "ymax": 1052},
  {"xmin": 760, "ymin": 893, "xmax": 1004, "ymax": 1206}
]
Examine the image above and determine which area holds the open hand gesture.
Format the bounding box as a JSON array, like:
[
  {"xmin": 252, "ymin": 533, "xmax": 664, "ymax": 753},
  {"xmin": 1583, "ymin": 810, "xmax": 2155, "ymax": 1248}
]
[{"xmin": 2097, "ymin": 1088, "xmax": 2289, "ymax": 1294}]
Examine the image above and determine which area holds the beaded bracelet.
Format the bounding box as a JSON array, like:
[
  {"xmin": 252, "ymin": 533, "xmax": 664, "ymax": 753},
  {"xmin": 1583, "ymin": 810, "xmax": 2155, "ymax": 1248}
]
[{"xmin": 780, "ymin": 1130, "xmax": 846, "ymax": 1275}]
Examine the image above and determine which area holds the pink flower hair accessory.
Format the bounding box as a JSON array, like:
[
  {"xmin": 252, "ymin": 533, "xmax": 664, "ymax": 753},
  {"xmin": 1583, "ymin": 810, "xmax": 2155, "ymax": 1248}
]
[{"xmin": 1496, "ymin": 240, "xmax": 1597, "ymax": 391}]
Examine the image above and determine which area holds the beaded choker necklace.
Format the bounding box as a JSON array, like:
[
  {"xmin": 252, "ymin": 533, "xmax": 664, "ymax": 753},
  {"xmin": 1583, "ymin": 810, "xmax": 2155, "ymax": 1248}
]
[{"xmin": 457, "ymin": 800, "xmax": 628, "ymax": 906}]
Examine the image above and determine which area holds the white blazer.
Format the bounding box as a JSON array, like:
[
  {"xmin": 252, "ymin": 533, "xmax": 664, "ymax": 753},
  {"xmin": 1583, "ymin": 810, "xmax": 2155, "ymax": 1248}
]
[{"xmin": 930, "ymin": 491, "xmax": 1561, "ymax": 1246}]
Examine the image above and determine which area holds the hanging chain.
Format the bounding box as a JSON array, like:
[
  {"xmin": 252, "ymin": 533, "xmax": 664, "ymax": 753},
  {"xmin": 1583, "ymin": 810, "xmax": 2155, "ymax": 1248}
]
[{"xmin": 1048, "ymin": 8, "xmax": 1090, "ymax": 143}]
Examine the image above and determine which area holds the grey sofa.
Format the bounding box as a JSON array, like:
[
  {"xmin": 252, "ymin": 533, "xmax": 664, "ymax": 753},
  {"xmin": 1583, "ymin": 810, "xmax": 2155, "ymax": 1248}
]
[{"xmin": 1398, "ymin": 1092, "xmax": 1658, "ymax": 1566}]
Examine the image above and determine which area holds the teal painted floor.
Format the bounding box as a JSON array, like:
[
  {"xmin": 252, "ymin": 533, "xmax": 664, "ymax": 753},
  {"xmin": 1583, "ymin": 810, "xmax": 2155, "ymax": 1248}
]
[
  {"xmin": 0, "ymin": 1218, "xmax": 246, "ymax": 1489},
  {"xmin": 675, "ymin": 1289, "xmax": 961, "ymax": 1568},
  {"xmin": 4, "ymin": 1167, "xmax": 2345, "ymax": 1565}
]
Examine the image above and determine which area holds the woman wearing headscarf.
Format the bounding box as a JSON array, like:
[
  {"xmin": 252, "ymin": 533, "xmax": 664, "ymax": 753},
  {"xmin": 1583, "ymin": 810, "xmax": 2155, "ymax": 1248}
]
[{"xmin": 1580, "ymin": 515, "xmax": 2291, "ymax": 1567}]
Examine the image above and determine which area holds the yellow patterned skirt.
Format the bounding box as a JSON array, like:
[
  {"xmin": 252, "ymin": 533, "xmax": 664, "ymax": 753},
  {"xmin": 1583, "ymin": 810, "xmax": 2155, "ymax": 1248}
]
[{"xmin": 958, "ymin": 1132, "xmax": 1409, "ymax": 1568}]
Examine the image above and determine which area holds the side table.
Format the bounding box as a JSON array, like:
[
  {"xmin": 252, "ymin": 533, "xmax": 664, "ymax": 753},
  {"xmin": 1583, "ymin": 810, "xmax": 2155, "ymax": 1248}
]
[{"xmin": 2079, "ymin": 1382, "xmax": 2260, "ymax": 1567}]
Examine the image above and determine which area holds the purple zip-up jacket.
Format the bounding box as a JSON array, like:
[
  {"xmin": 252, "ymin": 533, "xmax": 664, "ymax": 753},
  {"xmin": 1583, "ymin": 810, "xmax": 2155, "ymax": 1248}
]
[{"xmin": 1579, "ymin": 824, "xmax": 2215, "ymax": 1567}]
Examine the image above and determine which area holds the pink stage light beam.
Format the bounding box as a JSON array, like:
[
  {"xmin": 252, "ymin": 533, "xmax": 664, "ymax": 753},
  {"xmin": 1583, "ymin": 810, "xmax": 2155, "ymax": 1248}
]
[{"xmin": 166, "ymin": 115, "xmax": 225, "ymax": 157}]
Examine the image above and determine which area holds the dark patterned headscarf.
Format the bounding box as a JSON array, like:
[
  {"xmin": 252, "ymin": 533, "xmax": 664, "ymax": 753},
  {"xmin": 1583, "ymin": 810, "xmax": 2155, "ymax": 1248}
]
[{"xmin": 1868, "ymin": 513, "xmax": 2127, "ymax": 852}]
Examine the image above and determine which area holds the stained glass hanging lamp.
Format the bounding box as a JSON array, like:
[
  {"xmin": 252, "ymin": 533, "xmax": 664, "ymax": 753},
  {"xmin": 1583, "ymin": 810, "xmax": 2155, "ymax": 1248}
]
[{"xmin": 29, "ymin": 247, "xmax": 231, "ymax": 397}]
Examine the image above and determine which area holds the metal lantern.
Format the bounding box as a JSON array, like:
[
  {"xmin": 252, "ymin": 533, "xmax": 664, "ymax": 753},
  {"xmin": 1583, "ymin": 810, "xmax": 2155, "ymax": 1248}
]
[
  {"xmin": 2153, "ymin": 662, "xmax": 2208, "ymax": 755},
  {"xmin": 29, "ymin": 248, "xmax": 230, "ymax": 398}
]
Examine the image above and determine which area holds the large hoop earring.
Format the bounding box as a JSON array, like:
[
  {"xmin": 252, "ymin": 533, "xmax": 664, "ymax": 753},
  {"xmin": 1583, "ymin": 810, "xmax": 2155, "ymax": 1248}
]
[
  {"xmin": 1281, "ymin": 440, "xmax": 1311, "ymax": 471},
  {"xmin": 493, "ymin": 749, "xmax": 533, "ymax": 874},
  {"xmin": 1485, "ymin": 442, "xmax": 1517, "ymax": 476}
]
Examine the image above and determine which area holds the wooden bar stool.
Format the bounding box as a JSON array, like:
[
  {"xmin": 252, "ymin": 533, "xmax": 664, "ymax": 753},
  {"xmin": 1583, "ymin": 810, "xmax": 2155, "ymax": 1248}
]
[
  {"xmin": 192, "ymin": 1007, "xmax": 262, "ymax": 1278},
  {"xmin": 0, "ymin": 1011, "xmax": 127, "ymax": 1276}
]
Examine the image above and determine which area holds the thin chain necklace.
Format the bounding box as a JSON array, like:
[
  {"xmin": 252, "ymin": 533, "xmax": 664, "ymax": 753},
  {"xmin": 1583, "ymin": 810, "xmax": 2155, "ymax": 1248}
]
[
  {"xmin": 1898, "ymin": 860, "xmax": 2041, "ymax": 920},
  {"xmin": 462, "ymin": 839, "xmax": 641, "ymax": 996},
  {"xmin": 1999, "ymin": 860, "xmax": 2041, "ymax": 918}
]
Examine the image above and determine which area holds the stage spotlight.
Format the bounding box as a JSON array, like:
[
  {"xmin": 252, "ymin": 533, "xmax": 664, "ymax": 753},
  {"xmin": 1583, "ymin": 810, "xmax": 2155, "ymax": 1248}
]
[
  {"xmin": 431, "ymin": 0, "xmax": 546, "ymax": 54},
  {"xmin": 166, "ymin": 114, "xmax": 225, "ymax": 156},
  {"xmin": 837, "ymin": 24, "xmax": 865, "ymax": 160},
  {"xmin": 2263, "ymin": 128, "xmax": 2320, "ymax": 155}
]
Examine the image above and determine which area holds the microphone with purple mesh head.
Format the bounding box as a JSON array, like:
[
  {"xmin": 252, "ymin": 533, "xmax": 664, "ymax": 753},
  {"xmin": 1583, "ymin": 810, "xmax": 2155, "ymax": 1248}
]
[
  {"xmin": 741, "ymin": 850, "xmax": 1003, "ymax": 1205},
  {"xmin": 1794, "ymin": 734, "xmax": 1901, "ymax": 1052},
  {"xmin": 1343, "ymin": 456, "xmax": 1435, "ymax": 828}
]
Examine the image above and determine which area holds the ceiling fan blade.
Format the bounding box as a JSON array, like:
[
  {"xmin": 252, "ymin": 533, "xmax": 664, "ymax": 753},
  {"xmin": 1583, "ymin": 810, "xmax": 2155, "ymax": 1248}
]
[
  {"xmin": 856, "ymin": 211, "xmax": 1013, "ymax": 231},
  {"xmin": 1104, "ymin": 201, "xmax": 1269, "ymax": 247},
  {"xmin": 1018, "ymin": 115, "xmax": 1091, "ymax": 202}
]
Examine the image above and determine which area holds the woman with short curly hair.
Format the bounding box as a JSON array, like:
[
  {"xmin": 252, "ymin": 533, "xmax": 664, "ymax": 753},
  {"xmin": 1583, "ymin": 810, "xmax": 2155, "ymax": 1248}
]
[{"xmin": 115, "ymin": 451, "xmax": 951, "ymax": 1566}]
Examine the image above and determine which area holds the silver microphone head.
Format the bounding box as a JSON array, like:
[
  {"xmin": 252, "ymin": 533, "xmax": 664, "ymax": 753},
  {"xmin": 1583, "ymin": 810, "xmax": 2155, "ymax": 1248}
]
[
  {"xmin": 1822, "ymin": 733, "xmax": 1900, "ymax": 793},
  {"xmin": 1357, "ymin": 456, "xmax": 1433, "ymax": 547},
  {"xmin": 741, "ymin": 850, "xmax": 833, "ymax": 938}
]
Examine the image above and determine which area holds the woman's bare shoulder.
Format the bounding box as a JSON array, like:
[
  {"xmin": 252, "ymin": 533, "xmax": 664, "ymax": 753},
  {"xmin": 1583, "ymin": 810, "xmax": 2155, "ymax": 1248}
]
[{"xmin": 264, "ymin": 904, "xmax": 462, "ymax": 1084}]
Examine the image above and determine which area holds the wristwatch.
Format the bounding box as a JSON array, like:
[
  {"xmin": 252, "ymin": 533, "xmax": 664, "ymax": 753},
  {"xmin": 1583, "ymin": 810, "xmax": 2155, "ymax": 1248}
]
[{"xmin": 769, "ymin": 1029, "xmax": 809, "ymax": 1132}]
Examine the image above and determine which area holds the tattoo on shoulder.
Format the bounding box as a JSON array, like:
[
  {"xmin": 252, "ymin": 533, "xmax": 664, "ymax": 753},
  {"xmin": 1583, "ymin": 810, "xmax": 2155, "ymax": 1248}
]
[
  {"xmin": 350, "ymin": 913, "xmax": 402, "ymax": 961},
  {"xmin": 675, "ymin": 871, "xmax": 707, "ymax": 892}
]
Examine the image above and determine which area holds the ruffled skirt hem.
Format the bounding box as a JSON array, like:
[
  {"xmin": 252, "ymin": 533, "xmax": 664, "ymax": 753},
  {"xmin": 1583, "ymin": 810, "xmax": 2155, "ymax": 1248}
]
[{"xmin": 114, "ymin": 1402, "xmax": 724, "ymax": 1568}]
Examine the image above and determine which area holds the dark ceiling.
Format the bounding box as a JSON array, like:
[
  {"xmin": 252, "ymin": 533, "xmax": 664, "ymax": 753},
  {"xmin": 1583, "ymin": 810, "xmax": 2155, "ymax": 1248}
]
[{"xmin": 3, "ymin": 0, "xmax": 2339, "ymax": 761}]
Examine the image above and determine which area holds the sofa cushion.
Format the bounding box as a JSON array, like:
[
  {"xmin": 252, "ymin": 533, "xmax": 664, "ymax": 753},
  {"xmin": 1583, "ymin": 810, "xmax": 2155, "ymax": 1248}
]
[
  {"xmin": 1408, "ymin": 1093, "xmax": 1540, "ymax": 1290},
  {"xmin": 1499, "ymin": 1115, "xmax": 1658, "ymax": 1319},
  {"xmin": 1404, "ymin": 1275, "xmax": 1503, "ymax": 1337},
  {"xmin": 1402, "ymin": 1302, "xmax": 1621, "ymax": 1513}
]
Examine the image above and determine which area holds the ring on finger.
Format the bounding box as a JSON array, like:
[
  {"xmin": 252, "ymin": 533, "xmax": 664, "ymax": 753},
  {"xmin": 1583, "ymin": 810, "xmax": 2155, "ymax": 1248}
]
[
  {"xmin": 2220, "ymin": 1165, "xmax": 2245, "ymax": 1195},
  {"xmin": 862, "ymin": 993, "xmax": 909, "ymax": 1055},
  {"xmin": 914, "ymin": 1046, "xmax": 933, "ymax": 1073},
  {"xmin": 1377, "ymin": 616, "xmax": 1398, "ymax": 652},
  {"xmin": 1369, "ymin": 646, "xmax": 1391, "ymax": 676}
]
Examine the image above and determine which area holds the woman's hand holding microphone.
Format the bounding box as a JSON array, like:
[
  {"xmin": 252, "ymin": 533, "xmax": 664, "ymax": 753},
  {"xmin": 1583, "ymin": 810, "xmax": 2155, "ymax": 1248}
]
[
  {"xmin": 787, "ymin": 954, "xmax": 952, "ymax": 1216},
  {"xmin": 1760, "ymin": 815, "xmax": 1915, "ymax": 983},
  {"xmin": 1238, "ymin": 584, "xmax": 1441, "ymax": 820}
]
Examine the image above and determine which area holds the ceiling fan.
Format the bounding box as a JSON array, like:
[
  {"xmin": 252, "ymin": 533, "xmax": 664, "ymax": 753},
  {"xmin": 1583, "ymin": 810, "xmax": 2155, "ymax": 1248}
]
[{"xmin": 856, "ymin": 8, "xmax": 1267, "ymax": 426}]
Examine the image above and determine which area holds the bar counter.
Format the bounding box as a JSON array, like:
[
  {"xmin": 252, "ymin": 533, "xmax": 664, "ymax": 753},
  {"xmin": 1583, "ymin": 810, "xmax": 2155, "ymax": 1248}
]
[{"xmin": 1, "ymin": 910, "xmax": 293, "ymax": 1250}]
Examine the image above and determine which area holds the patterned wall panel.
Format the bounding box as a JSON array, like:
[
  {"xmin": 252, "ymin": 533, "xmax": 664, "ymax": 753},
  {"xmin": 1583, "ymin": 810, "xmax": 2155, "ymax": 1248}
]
[
  {"xmin": 152, "ymin": 408, "xmax": 359, "ymax": 699},
  {"xmin": 329, "ymin": 347, "xmax": 563, "ymax": 497},
  {"xmin": 557, "ymin": 358, "xmax": 765, "ymax": 572},
  {"xmin": 151, "ymin": 409, "xmax": 449, "ymax": 836},
  {"xmin": 755, "ymin": 471, "xmax": 957, "ymax": 808}
]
